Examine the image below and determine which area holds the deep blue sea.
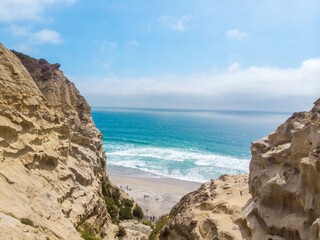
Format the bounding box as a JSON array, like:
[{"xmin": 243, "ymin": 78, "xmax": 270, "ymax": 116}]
[{"xmin": 92, "ymin": 108, "xmax": 290, "ymax": 183}]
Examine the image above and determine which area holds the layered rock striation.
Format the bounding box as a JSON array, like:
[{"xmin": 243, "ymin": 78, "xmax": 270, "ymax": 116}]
[
  {"xmin": 240, "ymin": 99, "xmax": 320, "ymax": 240},
  {"xmin": 159, "ymin": 100, "xmax": 320, "ymax": 240},
  {"xmin": 2, "ymin": 40, "xmax": 320, "ymax": 240},
  {"xmin": 0, "ymin": 43, "xmax": 108, "ymax": 239},
  {"xmin": 159, "ymin": 174, "xmax": 250, "ymax": 240}
]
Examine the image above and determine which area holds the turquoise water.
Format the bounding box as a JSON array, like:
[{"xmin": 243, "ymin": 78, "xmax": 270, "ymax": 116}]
[{"xmin": 92, "ymin": 108, "xmax": 290, "ymax": 183}]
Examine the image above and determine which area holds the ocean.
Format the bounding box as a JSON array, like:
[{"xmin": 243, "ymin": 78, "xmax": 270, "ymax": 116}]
[{"xmin": 92, "ymin": 108, "xmax": 290, "ymax": 183}]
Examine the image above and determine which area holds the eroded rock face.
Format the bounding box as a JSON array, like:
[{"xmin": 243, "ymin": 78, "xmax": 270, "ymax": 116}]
[
  {"xmin": 0, "ymin": 43, "xmax": 108, "ymax": 239},
  {"xmin": 160, "ymin": 100, "xmax": 320, "ymax": 240},
  {"xmin": 239, "ymin": 99, "xmax": 320, "ymax": 240},
  {"xmin": 159, "ymin": 174, "xmax": 250, "ymax": 240},
  {"xmin": 12, "ymin": 50, "xmax": 92, "ymax": 128}
]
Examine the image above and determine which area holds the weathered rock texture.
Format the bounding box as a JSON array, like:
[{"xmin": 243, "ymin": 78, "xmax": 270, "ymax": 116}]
[
  {"xmin": 159, "ymin": 174, "xmax": 250, "ymax": 240},
  {"xmin": 0, "ymin": 43, "xmax": 109, "ymax": 239},
  {"xmin": 159, "ymin": 100, "xmax": 320, "ymax": 240},
  {"xmin": 240, "ymin": 99, "xmax": 320, "ymax": 240}
]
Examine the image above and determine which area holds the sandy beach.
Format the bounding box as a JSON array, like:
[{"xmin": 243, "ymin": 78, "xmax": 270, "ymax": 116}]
[{"xmin": 108, "ymin": 173, "xmax": 201, "ymax": 221}]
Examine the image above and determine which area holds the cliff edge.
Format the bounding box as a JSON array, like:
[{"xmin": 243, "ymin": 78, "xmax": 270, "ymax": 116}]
[
  {"xmin": 157, "ymin": 99, "xmax": 320, "ymax": 240},
  {"xmin": 0, "ymin": 43, "xmax": 111, "ymax": 239},
  {"xmin": 240, "ymin": 99, "xmax": 320, "ymax": 240}
]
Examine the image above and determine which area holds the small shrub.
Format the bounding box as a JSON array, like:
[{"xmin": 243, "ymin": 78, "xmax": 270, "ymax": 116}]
[
  {"xmin": 112, "ymin": 189, "xmax": 121, "ymax": 206},
  {"xmin": 20, "ymin": 218, "xmax": 34, "ymax": 227},
  {"xmin": 119, "ymin": 206, "xmax": 133, "ymax": 220},
  {"xmin": 108, "ymin": 204, "xmax": 118, "ymax": 219},
  {"xmin": 101, "ymin": 178, "xmax": 109, "ymax": 197},
  {"xmin": 112, "ymin": 217, "xmax": 120, "ymax": 224},
  {"xmin": 78, "ymin": 222, "xmax": 99, "ymax": 240},
  {"xmin": 105, "ymin": 197, "xmax": 118, "ymax": 219},
  {"xmin": 113, "ymin": 195, "xmax": 121, "ymax": 207},
  {"xmin": 123, "ymin": 198, "xmax": 133, "ymax": 208},
  {"xmin": 133, "ymin": 205, "xmax": 143, "ymax": 219},
  {"xmin": 116, "ymin": 226, "xmax": 126, "ymax": 237},
  {"xmin": 79, "ymin": 231, "xmax": 99, "ymax": 240},
  {"xmin": 169, "ymin": 204, "xmax": 181, "ymax": 217},
  {"xmin": 11, "ymin": 50, "xmax": 33, "ymax": 62},
  {"xmin": 142, "ymin": 219, "xmax": 153, "ymax": 228},
  {"xmin": 101, "ymin": 158, "xmax": 106, "ymax": 168},
  {"xmin": 149, "ymin": 214, "xmax": 170, "ymax": 240}
]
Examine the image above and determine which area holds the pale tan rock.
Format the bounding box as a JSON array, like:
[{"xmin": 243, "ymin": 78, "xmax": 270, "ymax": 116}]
[
  {"xmin": 237, "ymin": 99, "xmax": 320, "ymax": 240},
  {"xmin": 0, "ymin": 42, "xmax": 113, "ymax": 239},
  {"xmin": 118, "ymin": 220, "xmax": 152, "ymax": 240},
  {"xmin": 160, "ymin": 99, "xmax": 320, "ymax": 240},
  {"xmin": 159, "ymin": 174, "xmax": 250, "ymax": 240}
]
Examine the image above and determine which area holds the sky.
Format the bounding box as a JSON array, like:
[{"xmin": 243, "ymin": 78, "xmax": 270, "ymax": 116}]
[{"xmin": 0, "ymin": 0, "xmax": 319, "ymax": 111}]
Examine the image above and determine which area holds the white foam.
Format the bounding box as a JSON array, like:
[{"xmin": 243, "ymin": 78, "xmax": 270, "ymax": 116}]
[
  {"xmin": 104, "ymin": 143, "xmax": 250, "ymax": 182},
  {"xmin": 106, "ymin": 145, "xmax": 249, "ymax": 171}
]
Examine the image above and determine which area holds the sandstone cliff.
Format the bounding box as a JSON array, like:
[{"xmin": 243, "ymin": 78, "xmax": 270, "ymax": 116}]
[
  {"xmin": 240, "ymin": 99, "xmax": 320, "ymax": 240},
  {"xmin": 158, "ymin": 174, "xmax": 250, "ymax": 240},
  {"xmin": 158, "ymin": 100, "xmax": 320, "ymax": 240},
  {"xmin": 0, "ymin": 43, "xmax": 112, "ymax": 239},
  {"xmin": 2, "ymin": 39, "xmax": 319, "ymax": 240}
]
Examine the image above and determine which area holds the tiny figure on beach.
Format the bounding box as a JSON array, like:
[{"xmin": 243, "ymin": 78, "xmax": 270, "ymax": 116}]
[{"xmin": 155, "ymin": 197, "xmax": 158, "ymax": 201}]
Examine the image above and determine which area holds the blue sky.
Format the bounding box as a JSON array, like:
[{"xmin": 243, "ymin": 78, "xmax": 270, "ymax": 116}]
[{"xmin": 0, "ymin": 0, "xmax": 319, "ymax": 111}]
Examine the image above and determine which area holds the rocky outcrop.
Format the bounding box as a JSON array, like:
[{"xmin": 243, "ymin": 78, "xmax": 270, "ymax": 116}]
[
  {"xmin": 239, "ymin": 99, "xmax": 320, "ymax": 240},
  {"xmin": 12, "ymin": 50, "xmax": 92, "ymax": 128},
  {"xmin": 158, "ymin": 174, "xmax": 250, "ymax": 240},
  {"xmin": 159, "ymin": 100, "xmax": 320, "ymax": 240},
  {"xmin": 3, "ymin": 39, "xmax": 320, "ymax": 240},
  {"xmin": 0, "ymin": 43, "xmax": 109, "ymax": 239}
]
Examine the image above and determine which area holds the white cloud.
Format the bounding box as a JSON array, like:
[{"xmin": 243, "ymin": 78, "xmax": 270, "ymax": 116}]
[
  {"xmin": 226, "ymin": 29, "xmax": 247, "ymax": 40},
  {"xmin": 228, "ymin": 62, "xmax": 240, "ymax": 72},
  {"xmin": 74, "ymin": 58, "xmax": 320, "ymax": 100},
  {"xmin": 1, "ymin": 0, "xmax": 73, "ymax": 51},
  {"xmin": 0, "ymin": 0, "xmax": 75, "ymax": 22},
  {"xmin": 6, "ymin": 24, "xmax": 31, "ymax": 36},
  {"xmin": 158, "ymin": 15, "xmax": 191, "ymax": 31},
  {"xmin": 32, "ymin": 29, "xmax": 62, "ymax": 44},
  {"xmin": 7, "ymin": 25, "xmax": 62, "ymax": 45}
]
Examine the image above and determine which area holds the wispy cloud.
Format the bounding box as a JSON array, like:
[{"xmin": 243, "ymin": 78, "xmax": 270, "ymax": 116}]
[
  {"xmin": 127, "ymin": 40, "xmax": 139, "ymax": 46},
  {"xmin": 7, "ymin": 25, "xmax": 62, "ymax": 44},
  {"xmin": 158, "ymin": 15, "xmax": 191, "ymax": 31},
  {"xmin": 0, "ymin": 0, "xmax": 76, "ymax": 22},
  {"xmin": 226, "ymin": 29, "xmax": 247, "ymax": 40},
  {"xmin": 91, "ymin": 58, "xmax": 113, "ymax": 70},
  {"xmin": 74, "ymin": 58, "xmax": 320, "ymax": 100},
  {"xmin": 103, "ymin": 61, "xmax": 113, "ymax": 70},
  {"xmin": 228, "ymin": 62, "xmax": 240, "ymax": 72},
  {"xmin": 6, "ymin": 24, "xmax": 30, "ymax": 36},
  {"xmin": 101, "ymin": 40, "xmax": 118, "ymax": 51},
  {"xmin": 1, "ymin": 0, "xmax": 74, "ymax": 52},
  {"xmin": 33, "ymin": 29, "xmax": 62, "ymax": 44}
]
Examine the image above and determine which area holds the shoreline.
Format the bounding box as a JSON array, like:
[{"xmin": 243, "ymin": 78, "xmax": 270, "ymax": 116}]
[{"xmin": 108, "ymin": 170, "xmax": 201, "ymax": 220}]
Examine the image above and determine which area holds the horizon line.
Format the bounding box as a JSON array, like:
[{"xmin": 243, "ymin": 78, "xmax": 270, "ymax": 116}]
[{"xmin": 90, "ymin": 106, "xmax": 293, "ymax": 115}]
